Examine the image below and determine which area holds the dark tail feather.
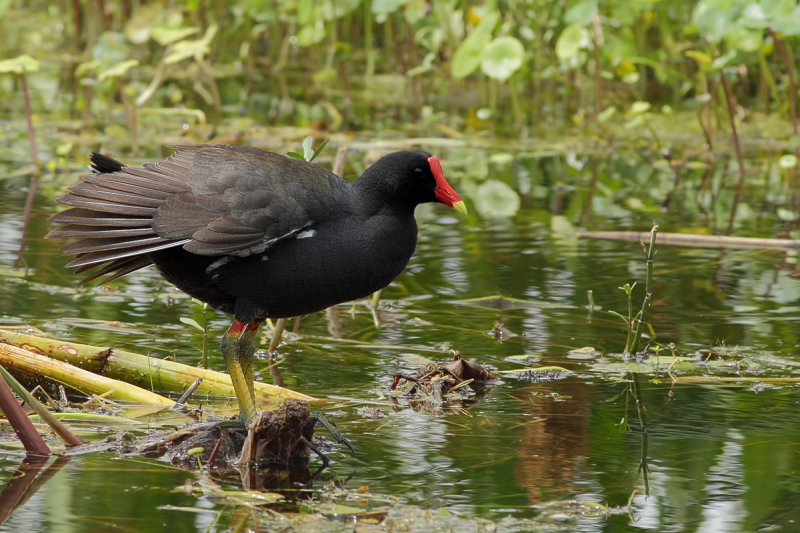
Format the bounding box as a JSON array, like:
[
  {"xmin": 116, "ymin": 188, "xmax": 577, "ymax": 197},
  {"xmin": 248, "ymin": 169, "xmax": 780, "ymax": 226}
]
[
  {"xmin": 49, "ymin": 152, "xmax": 189, "ymax": 285},
  {"xmin": 76, "ymin": 255, "xmax": 154, "ymax": 285},
  {"xmin": 90, "ymin": 153, "xmax": 126, "ymax": 173}
]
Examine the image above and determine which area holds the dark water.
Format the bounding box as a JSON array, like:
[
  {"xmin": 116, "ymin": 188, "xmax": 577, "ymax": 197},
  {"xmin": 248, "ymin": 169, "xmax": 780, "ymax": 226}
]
[{"xmin": 2, "ymin": 145, "xmax": 800, "ymax": 532}]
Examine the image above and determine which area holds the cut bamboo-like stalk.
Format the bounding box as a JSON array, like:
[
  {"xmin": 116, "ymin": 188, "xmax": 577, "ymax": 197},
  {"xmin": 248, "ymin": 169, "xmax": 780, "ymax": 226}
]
[
  {"xmin": 0, "ymin": 328, "xmax": 315, "ymax": 407},
  {"xmin": 574, "ymin": 231, "xmax": 800, "ymax": 250},
  {"xmin": 0, "ymin": 342, "xmax": 173, "ymax": 406}
]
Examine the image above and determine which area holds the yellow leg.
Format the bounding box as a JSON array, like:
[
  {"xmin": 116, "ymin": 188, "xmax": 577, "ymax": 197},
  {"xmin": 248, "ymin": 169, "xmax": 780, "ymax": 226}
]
[
  {"xmin": 221, "ymin": 320, "xmax": 260, "ymax": 425},
  {"xmin": 239, "ymin": 321, "xmax": 259, "ymax": 408}
]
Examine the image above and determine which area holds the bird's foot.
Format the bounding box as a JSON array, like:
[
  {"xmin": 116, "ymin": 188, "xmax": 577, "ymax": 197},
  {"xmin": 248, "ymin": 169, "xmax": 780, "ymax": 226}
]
[{"xmin": 310, "ymin": 411, "xmax": 357, "ymax": 456}]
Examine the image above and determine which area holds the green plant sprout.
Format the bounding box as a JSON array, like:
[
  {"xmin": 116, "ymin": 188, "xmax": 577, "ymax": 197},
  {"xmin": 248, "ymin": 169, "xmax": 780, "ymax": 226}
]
[
  {"xmin": 608, "ymin": 223, "xmax": 658, "ymax": 355},
  {"xmin": 287, "ymin": 136, "xmax": 329, "ymax": 163},
  {"xmin": 180, "ymin": 298, "xmax": 212, "ymax": 368}
]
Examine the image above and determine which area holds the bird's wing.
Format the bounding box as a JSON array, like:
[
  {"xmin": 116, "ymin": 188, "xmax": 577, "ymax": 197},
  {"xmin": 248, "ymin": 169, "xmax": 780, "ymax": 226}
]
[{"xmin": 151, "ymin": 145, "xmax": 349, "ymax": 256}]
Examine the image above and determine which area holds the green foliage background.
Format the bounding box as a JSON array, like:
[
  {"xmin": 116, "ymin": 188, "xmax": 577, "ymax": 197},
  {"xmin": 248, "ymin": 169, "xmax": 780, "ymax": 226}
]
[{"xmin": 2, "ymin": 0, "xmax": 800, "ymax": 146}]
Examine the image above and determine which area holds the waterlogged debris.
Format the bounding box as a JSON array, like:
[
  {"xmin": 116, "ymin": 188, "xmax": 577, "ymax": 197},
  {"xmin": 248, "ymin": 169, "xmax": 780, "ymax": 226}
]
[
  {"xmin": 567, "ymin": 346, "xmax": 600, "ymax": 360},
  {"xmin": 591, "ymin": 356, "xmax": 698, "ymax": 375},
  {"xmin": 501, "ymin": 366, "xmax": 571, "ymax": 383},
  {"xmin": 168, "ymin": 483, "xmax": 585, "ymax": 532},
  {"xmin": 488, "ymin": 321, "xmax": 517, "ymax": 343},
  {"xmin": 201, "ymin": 487, "xmax": 284, "ymax": 506},
  {"xmin": 140, "ymin": 399, "xmax": 321, "ymax": 490},
  {"xmin": 536, "ymin": 498, "xmax": 617, "ymax": 518},
  {"xmin": 391, "ymin": 352, "xmax": 497, "ymax": 411},
  {"xmin": 696, "ymin": 348, "xmax": 742, "ymax": 361},
  {"xmin": 579, "ymin": 346, "xmax": 800, "ymax": 386},
  {"xmin": 505, "ymin": 353, "xmax": 542, "ymax": 365}
]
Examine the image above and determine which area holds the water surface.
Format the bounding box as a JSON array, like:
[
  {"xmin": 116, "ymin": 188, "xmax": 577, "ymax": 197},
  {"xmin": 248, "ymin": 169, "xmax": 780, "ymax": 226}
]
[{"xmin": 2, "ymin": 145, "xmax": 800, "ymax": 532}]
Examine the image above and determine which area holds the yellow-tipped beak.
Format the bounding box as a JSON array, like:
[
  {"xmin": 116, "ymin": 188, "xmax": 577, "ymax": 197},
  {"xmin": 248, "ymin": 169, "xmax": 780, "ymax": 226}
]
[{"xmin": 452, "ymin": 200, "xmax": 468, "ymax": 215}]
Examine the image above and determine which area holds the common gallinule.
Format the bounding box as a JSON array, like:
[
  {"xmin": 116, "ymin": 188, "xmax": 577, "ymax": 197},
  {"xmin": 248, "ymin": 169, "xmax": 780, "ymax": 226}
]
[{"xmin": 48, "ymin": 144, "xmax": 466, "ymax": 424}]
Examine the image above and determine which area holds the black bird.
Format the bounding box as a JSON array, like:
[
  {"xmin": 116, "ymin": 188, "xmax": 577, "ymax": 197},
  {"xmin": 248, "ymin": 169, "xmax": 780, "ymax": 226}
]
[{"xmin": 48, "ymin": 145, "xmax": 467, "ymax": 424}]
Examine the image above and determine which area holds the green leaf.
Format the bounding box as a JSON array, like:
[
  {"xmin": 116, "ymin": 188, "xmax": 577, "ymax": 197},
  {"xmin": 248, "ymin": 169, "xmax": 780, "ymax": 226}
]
[
  {"xmin": 179, "ymin": 317, "xmax": 203, "ymax": 331},
  {"xmin": 371, "ymin": 0, "xmax": 409, "ymax": 15},
  {"xmin": 740, "ymin": 3, "xmax": 769, "ymax": 28},
  {"xmin": 0, "ymin": 0, "xmax": 11, "ymax": 17},
  {"xmin": 555, "ymin": 24, "xmax": 588, "ymax": 61},
  {"xmin": 597, "ymin": 106, "xmax": 616, "ymax": 122},
  {"xmin": 692, "ymin": 0, "xmax": 737, "ymax": 43},
  {"xmin": 480, "ymin": 36, "xmax": 525, "ymax": 80},
  {"xmin": 724, "ymin": 26, "xmax": 762, "ymax": 52},
  {"xmin": 56, "ymin": 142, "xmax": 73, "ymax": 157},
  {"xmin": 777, "ymin": 207, "xmax": 798, "ymax": 221},
  {"xmin": 567, "ymin": 346, "xmax": 600, "ymax": 359},
  {"xmin": 165, "ymin": 25, "xmax": 217, "ymax": 64},
  {"xmin": 299, "ymin": 136, "xmax": 314, "ymax": 160},
  {"xmin": 75, "ymin": 60, "xmax": 100, "ymax": 77},
  {"xmin": 310, "ymin": 139, "xmax": 329, "ymax": 162},
  {"xmin": 297, "ymin": 0, "xmax": 313, "ymax": 25},
  {"xmin": 296, "ymin": 24, "xmax": 327, "ymax": 46},
  {"xmin": 451, "ymin": 12, "xmax": 499, "ymax": 79},
  {"xmin": 760, "ymin": 0, "xmax": 796, "ymax": 20},
  {"xmin": 685, "ymin": 50, "xmax": 713, "ymax": 67},
  {"xmin": 0, "ymin": 54, "xmax": 40, "ymax": 74},
  {"xmin": 98, "ymin": 59, "xmax": 139, "ymax": 81},
  {"xmin": 709, "ymin": 49, "xmax": 738, "ymax": 70},
  {"xmin": 779, "ymin": 154, "xmax": 798, "ymax": 169},
  {"xmin": 151, "ymin": 26, "xmax": 200, "ymax": 46},
  {"xmin": 564, "ymin": 0, "xmax": 597, "ymax": 26},
  {"xmin": 286, "ymin": 151, "xmax": 304, "ymax": 160},
  {"xmin": 403, "ymin": 0, "xmax": 427, "ymax": 23},
  {"xmin": 618, "ymin": 282, "xmax": 636, "ymax": 294},
  {"xmin": 770, "ymin": 6, "xmax": 800, "ymax": 35},
  {"xmin": 473, "ymin": 179, "xmax": 520, "ymax": 217}
]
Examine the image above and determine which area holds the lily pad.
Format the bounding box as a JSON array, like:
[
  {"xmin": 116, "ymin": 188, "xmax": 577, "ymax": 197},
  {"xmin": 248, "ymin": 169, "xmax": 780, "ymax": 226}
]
[
  {"xmin": 451, "ymin": 12, "xmax": 498, "ymax": 79},
  {"xmin": 480, "ymin": 36, "xmax": 525, "ymax": 80},
  {"xmin": 555, "ymin": 24, "xmax": 588, "ymax": 61},
  {"xmin": 473, "ymin": 179, "xmax": 521, "ymax": 218}
]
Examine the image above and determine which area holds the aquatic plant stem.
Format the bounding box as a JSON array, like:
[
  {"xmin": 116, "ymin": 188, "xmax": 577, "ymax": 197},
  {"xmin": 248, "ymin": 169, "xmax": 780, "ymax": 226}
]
[
  {"xmin": 0, "ymin": 370, "xmax": 50, "ymax": 455},
  {"xmin": 19, "ymin": 73, "xmax": 38, "ymax": 167},
  {"xmin": 14, "ymin": 72, "xmax": 41, "ymax": 268},
  {"xmin": 269, "ymin": 318, "xmax": 287, "ymax": 353},
  {"xmin": 631, "ymin": 372, "xmax": 650, "ymax": 496},
  {"xmin": 630, "ymin": 223, "xmax": 658, "ymax": 354},
  {"xmin": 364, "ymin": 1, "xmax": 374, "ymax": 78},
  {"xmin": 767, "ymin": 28, "xmax": 800, "ymax": 210},
  {"xmin": 768, "ymin": 28, "xmax": 797, "ymax": 135},
  {"xmin": 623, "ymin": 284, "xmax": 635, "ymax": 354},
  {"xmin": 0, "ymin": 362, "xmax": 82, "ymax": 447},
  {"xmin": 720, "ymin": 71, "xmax": 746, "ymax": 236}
]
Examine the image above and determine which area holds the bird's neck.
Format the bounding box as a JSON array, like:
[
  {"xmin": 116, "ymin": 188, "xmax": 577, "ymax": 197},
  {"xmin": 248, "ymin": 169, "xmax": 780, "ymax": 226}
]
[{"xmin": 353, "ymin": 176, "xmax": 415, "ymax": 217}]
